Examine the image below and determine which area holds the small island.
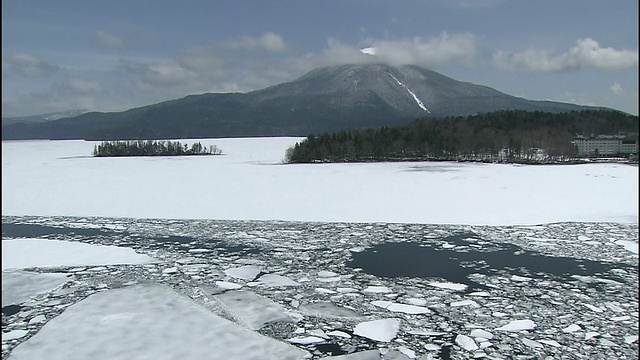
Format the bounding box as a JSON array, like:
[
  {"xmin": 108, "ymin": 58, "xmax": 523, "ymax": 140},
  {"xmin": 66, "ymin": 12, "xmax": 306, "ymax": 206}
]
[{"xmin": 93, "ymin": 140, "xmax": 222, "ymax": 157}]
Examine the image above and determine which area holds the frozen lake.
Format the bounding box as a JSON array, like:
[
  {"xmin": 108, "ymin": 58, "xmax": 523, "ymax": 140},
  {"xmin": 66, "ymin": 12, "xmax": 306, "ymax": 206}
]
[
  {"xmin": 2, "ymin": 138, "xmax": 638, "ymax": 225},
  {"xmin": 2, "ymin": 138, "xmax": 638, "ymax": 359}
]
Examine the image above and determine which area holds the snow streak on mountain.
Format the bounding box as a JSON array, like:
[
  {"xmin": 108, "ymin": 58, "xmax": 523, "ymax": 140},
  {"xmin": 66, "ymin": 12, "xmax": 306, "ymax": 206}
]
[{"xmin": 388, "ymin": 73, "xmax": 430, "ymax": 113}]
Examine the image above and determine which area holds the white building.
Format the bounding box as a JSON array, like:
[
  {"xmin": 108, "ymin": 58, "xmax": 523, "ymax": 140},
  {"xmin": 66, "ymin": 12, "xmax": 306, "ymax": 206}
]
[{"xmin": 572, "ymin": 134, "xmax": 638, "ymax": 156}]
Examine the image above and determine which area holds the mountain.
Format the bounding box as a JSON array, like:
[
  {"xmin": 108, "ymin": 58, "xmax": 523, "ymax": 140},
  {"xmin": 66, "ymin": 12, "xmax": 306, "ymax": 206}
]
[
  {"xmin": 2, "ymin": 109, "xmax": 88, "ymax": 126},
  {"xmin": 1, "ymin": 64, "xmax": 608, "ymax": 140}
]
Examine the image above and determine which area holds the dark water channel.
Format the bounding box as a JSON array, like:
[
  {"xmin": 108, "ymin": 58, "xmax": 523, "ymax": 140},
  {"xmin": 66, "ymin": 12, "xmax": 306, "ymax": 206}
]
[
  {"xmin": 2, "ymin": 222, "xmax": 260, "ymax": 256},
  {"xmin": 2, "ymin": 223, "xmax": 117, "ymax": 238},
  {"xmin": 347, "ymin": 233, "xmax": 631, "ymax": 291}
]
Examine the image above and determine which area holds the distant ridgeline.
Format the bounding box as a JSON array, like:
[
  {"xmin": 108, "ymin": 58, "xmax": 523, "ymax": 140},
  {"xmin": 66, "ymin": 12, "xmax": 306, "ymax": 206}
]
[
  {"xmin": 285, "ymin": 110, "xmax": 639, "ymax": 164},
  {"xmin": 93, "ymin": 140, "xmax": 222, "ymax": 157}
]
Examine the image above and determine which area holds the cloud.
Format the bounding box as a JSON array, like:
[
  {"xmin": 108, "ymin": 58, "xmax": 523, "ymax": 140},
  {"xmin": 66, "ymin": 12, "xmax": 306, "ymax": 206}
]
[
  {"xmin": 610, "ymin": 82, "xmax": 623, "ymax": 95},
  {"xmin": 493, "ymin": 38, "xmax": 639, "ymax": 72},
  {"xmin": 6, "ymin": 53, "xmax": 59, "ymax": 77},
  {"xmin": 291, "ymin": 32, "xmax": 478, "ymax": 71},
  {"xmin": 96, "ymin": 30, "xmax": 125, "ymax": 49},
  {"xmin": 117, "ymin": 59, "xmax": 197, "ymax": 88},
  {"xmin": 363, "ymin": 32, "xmax": 477, "ymax": 68},
  {"xmin": 178, "ymin": 46, "xmax": 229, "ymax": 82},
  {"xmin": 3, "ymin": 77, "xmax": 103, "ymax": 116},
  {"xmin": 225, "ymin": 32, "xmax": 287, "ymax": 52},
  {"xmin": 311, "ymin": 38, "xmax": 374, "ymax": 66},
  {"xmin": 65, "ymin": 78, "xmax": 102, "ymax": 94}
]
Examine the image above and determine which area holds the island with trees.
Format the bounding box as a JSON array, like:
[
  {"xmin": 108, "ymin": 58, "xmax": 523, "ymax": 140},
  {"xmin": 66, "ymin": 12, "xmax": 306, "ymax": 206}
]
[
  {"xmin": 93, "ymin": 140, "xmax": 222, "ymax": 157},
  {"xmin": 285, "ymin": 109, "xmax": 638, "ymax": 164}
]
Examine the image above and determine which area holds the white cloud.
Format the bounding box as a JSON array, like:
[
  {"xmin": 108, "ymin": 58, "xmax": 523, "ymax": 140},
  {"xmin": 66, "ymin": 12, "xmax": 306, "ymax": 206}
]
[
  {"xmin": 291, "ymin": 32, "xmax": 477, "ymax": 71},
  {"xmin": 3, "ymin": 78, "xmax": 103, "ymax": 116},
  {"xmin": 67, "ymin": 78, "xmax": 102, "ymax": 93},
  {"xmin": 225, "ymin": 32, "xmax": 288, "ymax": 52},
  {"xmin": 373, "ymin": 32, "xmax": 476, "ymax": 68},
  {"xmin": 6, "ymin": 53, "xmax": 59, "ymax": 78},
  {"xmin": 364, "ymin": 32, "xmax": 477, "ymax": 68},
  {"xmin": 96, "ymin": 30, "xmax": 125, "ymax": 49},
  {"xmin": 117, "ymin": 59, "xmax": 197, "ymax": 88},
  {"xmin": 610, "ymin": 82, "xmax": 623, "ymax": 95},
  {"xmin": 493, "ymin": 38, "xmax": 639, "ymax": 72},
  {"xmin": 360, "ymin": 47, "xmax": 376, "ymax": 55},
  {"xmin": 315, "ymin": 37, "xmax": 374, "ymax": 66}
]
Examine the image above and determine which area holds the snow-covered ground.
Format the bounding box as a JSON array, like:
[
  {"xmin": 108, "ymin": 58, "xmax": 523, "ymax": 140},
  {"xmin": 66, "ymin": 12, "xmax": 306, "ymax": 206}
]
[{"xmin": 1, "ymin": 138, "xmax": 638, "ymax": 359}]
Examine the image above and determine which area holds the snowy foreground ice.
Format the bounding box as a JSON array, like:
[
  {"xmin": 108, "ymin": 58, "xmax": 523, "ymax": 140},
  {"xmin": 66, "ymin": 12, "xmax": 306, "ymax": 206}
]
[
  {"xmin": 2, "ymin": 217, "xmax": 638, "ymax": 359},
  {"xmin": 1, "ymin": 138, "xmax": 638, "ymax": 359}
]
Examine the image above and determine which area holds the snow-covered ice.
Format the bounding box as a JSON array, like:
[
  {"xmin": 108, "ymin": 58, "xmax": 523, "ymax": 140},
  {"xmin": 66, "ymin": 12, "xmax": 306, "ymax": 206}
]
[
  {"xmin": 371, "ymin": 300, "xmax": 432, "ymax": 314},
  {"xmin": 224, "ymin": 265, "xmax": 262, "ymax": 280},
  {"xmin": 7, "ymin": 284, "xmax": 308, "ymax": 360},
  {"xmin": 353, "ymin": 318, "xmax": 401, "ymax": 342},
  {"xmin": 213, "ymin": 290, "xmax": 294, "ymax": 330},
  {"xmin": 2, "ymin": 138, "xmax": 637, "ymax": 225},
  {"xmin": 455, "ymin": 334, "xmax": 479, "ymax": 351},
  {"xmin": 2, "ymin": 271, "xmax": 69, "ymax": 306},
  {"xmin": 2, "ymin": 138, "xmax": 638, "ymax": 359},
  {"xmin": 495, "ymin": 319, "xmax": 537, "ymax": 332},
  {"xmin": 2, "ymin": 238, "xmax": 156, "ymax": 270}
]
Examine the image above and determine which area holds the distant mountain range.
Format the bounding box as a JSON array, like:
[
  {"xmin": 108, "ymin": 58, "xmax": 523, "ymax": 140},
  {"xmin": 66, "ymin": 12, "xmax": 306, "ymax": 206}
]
[
  {"xmin": 2, "ymin": 109, "xmax": 88, "ymax": 126},
  {"xmin": 1, "ymin": 64, "xmax": 610, "ymax": 140}
]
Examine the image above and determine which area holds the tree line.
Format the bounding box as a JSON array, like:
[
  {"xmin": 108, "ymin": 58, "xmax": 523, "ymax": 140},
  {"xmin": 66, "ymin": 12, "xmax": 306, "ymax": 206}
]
[
  {"xmin": 93, "ymin": 140, "xmax": 222, "ymax": 157},
  {"xmin": 285, "ymin": 109, "xmax": 638, "ymax": 164}
]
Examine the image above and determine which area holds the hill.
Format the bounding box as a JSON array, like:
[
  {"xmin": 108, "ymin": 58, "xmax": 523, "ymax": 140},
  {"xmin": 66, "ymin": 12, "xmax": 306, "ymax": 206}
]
[
  {"xmin": 1, "ymin": 64, "xmax": 609, "ymax": 140},
  {"xmin": 1, "ymin": 109, "xmax": 88, "ymax": 126}
]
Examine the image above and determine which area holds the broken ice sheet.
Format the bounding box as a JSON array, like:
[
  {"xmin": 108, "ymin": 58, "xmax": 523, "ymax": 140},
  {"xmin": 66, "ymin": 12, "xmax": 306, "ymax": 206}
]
[
  {"xmin": 2, "ymin": 271, "xmax": 70, "ymax": 306},
  {"xmin": 2, "ymin": 238, "xmax": 157, "ymax": 270},
  {"xmin": 224, "ymin": 265, "xmax": 262, "ymax": 280},
  {"xmin": 455, "ymin": 334, "xmax": 479, "ymax": 351},
  {"xmin": 371, "ymin": 300, "xmax": 431, "ymax": 314},
  {"xmin": 495, "ymin": 319, "xmax": 536, "ymax": 332},
  {"xmin": 257, "ymin": 274, "xmax": 301, "ymax": 287},
  {"xmin": 2, "ymin": 216, "xmax": 638, "ymax": 360},
  {"xmin": 213, "ymin": 290, "xmax": 295, "ymax": 330},
  {"xmin": 298, "ymin": 301, "xmax": 362, "ymax": 319},
  {"xmin": 9, "ymin": 284, "xmax": 308, "ymax": 360},
  {"xmin": 353, "ymin": 318, "xmax": 401, "ymax": 342}
]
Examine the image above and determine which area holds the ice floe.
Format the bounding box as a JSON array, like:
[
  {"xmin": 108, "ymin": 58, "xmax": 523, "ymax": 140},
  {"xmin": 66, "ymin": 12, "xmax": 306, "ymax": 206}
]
[
  {"xmin": 224, "ymin": 265, "xmax": 262, "ymax": 280},
  {"xmin": 353, "ymin": 318, "xmax": 401, "ymax": 342},
  {"xmin": 2, "ymin": 238, "xmax": 156, "ymax": 270},
  {"xmin": 370, "ymin": 300, "xmax": 432, "ymax": 314},
  {"xmin": 495, "ymin": 319, "xmax": 537, "ymax": 332},
  {"xmin": 7, "ymin": 284, "xmax": 308, "ymax": 360},
  {"xmin": 455, "ymin": 334, "xmax": 479, "ymax": 351},
  {"xmin": 2, "ymin": 271, "xmax": 69, "ymax": 306}
]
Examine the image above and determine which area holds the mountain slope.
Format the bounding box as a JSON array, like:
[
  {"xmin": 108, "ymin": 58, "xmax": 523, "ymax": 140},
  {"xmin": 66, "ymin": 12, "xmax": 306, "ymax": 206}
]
[
  {"xmin": 1, "ymin": 109, "xmax": 88, "ymax": 126},
  {"xmin": 2, "ymin": 64, "xmax": 606, "ymax": 140}
]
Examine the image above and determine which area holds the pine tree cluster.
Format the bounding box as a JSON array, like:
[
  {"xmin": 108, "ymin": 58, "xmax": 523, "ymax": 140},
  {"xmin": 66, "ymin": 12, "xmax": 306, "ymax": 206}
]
[
  {"xmin": 285, "ymin": 110, "xmax": 638, "ymax": 164},
  {"xmin": 93, "ymin": 140, "xmax": 222, "ymax": 157}
]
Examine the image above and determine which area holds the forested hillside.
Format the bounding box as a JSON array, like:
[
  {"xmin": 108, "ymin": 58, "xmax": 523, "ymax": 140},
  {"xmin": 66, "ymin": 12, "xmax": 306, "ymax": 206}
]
[{"xmin": 285, "ymin": 110, "xmax": 638, "ymax": 164}]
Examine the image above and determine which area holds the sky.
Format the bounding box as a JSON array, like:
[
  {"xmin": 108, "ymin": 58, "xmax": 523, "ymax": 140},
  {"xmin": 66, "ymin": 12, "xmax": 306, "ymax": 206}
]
[{"xmin": 2, "ymin": 0, "xmax": 638, "ymax": 118}]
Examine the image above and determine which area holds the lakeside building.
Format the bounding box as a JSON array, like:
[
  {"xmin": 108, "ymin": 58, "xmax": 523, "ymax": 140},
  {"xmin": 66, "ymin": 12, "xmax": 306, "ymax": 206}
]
[{"xmin": 572, "ymin": 134, "xmax": 638, "ymax": 157}]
